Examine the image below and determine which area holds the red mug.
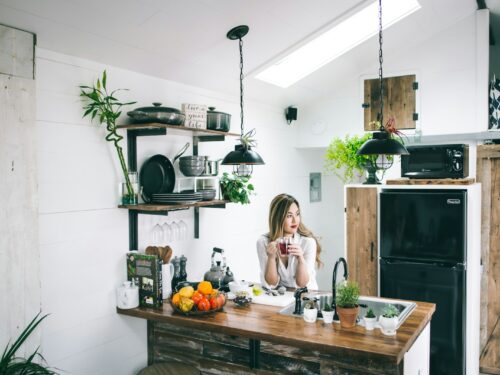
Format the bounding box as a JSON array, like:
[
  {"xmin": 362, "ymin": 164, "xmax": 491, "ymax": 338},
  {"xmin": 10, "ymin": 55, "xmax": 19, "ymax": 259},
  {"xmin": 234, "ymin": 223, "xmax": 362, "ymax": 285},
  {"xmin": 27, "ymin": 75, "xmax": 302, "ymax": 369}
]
[{"xmin": 278, "ymin": 237, "xmax": 290, "ymax": 255}]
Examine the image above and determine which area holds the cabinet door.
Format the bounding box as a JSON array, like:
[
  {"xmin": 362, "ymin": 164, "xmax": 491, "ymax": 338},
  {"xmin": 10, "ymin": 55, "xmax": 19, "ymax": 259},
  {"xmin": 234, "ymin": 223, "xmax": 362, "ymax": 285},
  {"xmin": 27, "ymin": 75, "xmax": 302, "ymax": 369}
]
[
  {"xmin": 346, "ymin": 187, "xmax": 378, "ymax": 296},
  {"xmin": 363, "ymin": 74, "xmax": 417, "ymax": 131}
]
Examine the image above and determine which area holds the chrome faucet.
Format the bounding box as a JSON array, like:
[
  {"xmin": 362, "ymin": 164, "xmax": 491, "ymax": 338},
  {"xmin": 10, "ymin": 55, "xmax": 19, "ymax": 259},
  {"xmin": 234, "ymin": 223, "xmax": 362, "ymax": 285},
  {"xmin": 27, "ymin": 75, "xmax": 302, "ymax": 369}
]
[{"xmin": 332, "ymin": 257, "xmax": 349, "ymax": 321}]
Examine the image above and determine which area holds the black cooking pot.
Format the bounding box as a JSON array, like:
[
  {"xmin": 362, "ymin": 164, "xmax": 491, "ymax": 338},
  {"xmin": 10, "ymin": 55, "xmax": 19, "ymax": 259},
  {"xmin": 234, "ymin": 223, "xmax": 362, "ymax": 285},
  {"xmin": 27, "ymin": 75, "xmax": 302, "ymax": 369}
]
[
  {"xmin": 207, "ymin": 107, "xmax": 231, "ymax": 132},
  {"xmin": 127, "ymin": 102, "xmax": 185, "ymax": 125}
]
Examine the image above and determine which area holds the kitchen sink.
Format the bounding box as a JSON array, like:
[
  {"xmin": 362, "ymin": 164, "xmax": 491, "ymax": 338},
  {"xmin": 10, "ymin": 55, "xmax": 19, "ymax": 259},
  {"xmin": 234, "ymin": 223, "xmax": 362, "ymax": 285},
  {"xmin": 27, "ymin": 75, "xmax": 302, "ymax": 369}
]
[{"xmin": 279, "ymin": 294, "xmax": 416, "ymax": 329}]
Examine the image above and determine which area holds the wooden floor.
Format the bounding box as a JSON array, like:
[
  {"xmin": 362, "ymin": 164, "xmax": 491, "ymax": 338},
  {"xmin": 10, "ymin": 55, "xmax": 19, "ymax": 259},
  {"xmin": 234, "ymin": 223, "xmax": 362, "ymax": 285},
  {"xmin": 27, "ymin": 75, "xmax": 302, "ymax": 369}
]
[{"xmin": 481, "ymin": 317, "xmax": 500, "ymax": 374}]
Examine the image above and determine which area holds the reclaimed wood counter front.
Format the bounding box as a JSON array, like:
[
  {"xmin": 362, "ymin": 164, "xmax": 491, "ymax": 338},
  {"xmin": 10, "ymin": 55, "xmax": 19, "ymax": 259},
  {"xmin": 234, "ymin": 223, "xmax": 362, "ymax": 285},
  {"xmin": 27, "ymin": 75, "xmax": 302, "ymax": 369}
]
[{"xmin": 117, "ymin": 301, "xmax": 435, "ymax": 375}]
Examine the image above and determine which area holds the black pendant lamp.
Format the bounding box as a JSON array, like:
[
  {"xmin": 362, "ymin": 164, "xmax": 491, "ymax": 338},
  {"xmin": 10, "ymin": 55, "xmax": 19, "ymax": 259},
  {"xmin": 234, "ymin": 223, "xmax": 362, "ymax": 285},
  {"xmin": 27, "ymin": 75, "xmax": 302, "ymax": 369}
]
[
  {"xmin": 357, "ymin": 0, "xmax": 409, "ymax": 160},
  {"xmin": 222, "ymin": 25, "xmax": 265, "ymax": 177}
]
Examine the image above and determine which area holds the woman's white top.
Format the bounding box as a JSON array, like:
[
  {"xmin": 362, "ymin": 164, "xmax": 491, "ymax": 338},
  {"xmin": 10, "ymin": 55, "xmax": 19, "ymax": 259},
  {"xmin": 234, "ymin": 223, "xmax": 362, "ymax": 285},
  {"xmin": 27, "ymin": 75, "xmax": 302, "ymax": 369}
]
[{"xmin": 256, "ymin": 233, "xmax": 318, "ymax": 290}]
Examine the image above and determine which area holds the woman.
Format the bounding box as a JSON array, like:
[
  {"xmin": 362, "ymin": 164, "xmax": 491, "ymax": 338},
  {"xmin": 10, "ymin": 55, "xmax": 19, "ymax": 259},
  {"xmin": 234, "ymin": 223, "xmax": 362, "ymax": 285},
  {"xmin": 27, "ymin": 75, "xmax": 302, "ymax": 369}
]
[{"xmin": 256, "ymin": 194, "xmax": 322, "ymax": 290}]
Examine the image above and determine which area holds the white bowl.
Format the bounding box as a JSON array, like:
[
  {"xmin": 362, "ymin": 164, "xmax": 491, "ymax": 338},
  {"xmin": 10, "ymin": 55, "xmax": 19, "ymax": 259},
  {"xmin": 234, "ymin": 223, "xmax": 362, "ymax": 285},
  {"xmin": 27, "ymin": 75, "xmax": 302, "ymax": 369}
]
[{"xmin": 228, "ymin": 281, "xmax": 252, "ymax": 295}]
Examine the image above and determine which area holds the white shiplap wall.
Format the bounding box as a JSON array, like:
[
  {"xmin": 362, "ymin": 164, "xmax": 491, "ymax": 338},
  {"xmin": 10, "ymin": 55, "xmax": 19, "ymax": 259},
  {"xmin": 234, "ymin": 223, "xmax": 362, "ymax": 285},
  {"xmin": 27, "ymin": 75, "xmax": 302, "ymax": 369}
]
[{"xmin": 36, "ymin": 48, "xmax": 332, "ymax": 374}]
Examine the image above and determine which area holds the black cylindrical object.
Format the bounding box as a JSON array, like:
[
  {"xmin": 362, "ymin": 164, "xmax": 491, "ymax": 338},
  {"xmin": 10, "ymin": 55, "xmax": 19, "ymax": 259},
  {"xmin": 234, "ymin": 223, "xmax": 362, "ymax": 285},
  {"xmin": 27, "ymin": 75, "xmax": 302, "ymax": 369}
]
[{"xmin": 207, "ymin": 107, "xmax": 231, "ymax": 132}]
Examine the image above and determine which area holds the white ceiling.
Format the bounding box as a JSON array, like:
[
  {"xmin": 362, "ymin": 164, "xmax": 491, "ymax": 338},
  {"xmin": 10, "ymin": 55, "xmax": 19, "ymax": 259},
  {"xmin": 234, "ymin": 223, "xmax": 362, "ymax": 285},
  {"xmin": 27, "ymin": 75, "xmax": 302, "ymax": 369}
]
[{"xmin": 0, "ymin": 0, "xmax": 480, "ymax": 106}]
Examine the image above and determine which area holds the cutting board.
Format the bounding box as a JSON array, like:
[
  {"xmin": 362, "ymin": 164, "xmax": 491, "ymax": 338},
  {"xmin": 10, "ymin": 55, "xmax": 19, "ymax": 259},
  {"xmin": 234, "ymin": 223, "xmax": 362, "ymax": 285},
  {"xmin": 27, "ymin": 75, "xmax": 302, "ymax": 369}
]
[{"xmin": 252, "ymin": 291, "xmax": 295, "ymax": 307}]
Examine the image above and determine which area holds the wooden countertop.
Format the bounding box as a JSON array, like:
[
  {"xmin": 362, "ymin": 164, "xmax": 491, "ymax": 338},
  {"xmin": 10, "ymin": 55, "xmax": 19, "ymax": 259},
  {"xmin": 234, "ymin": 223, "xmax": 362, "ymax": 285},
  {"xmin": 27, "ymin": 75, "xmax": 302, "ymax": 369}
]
[{"xmin": 117, "ymin": 299, "xmax": 435, "ymax": 365}]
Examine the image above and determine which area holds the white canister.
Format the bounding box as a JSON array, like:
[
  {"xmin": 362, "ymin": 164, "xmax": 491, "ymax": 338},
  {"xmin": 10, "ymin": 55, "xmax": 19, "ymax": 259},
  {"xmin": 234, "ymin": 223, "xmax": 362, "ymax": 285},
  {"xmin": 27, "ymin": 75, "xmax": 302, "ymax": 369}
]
[
  {"xmin": 116, "ymin": 281, "xmax": 139, "ymax": 309},
  {"xmin": 162, "ymin": 263, "xmax": 175, "ymax": 299}
]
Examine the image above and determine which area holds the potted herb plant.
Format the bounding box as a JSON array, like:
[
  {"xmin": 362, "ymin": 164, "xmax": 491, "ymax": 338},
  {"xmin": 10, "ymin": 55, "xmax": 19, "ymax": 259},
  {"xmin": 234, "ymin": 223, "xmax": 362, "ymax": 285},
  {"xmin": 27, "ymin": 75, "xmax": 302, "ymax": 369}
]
[
  {"xmin": 0, "ymin": 312, "xmax": 57, "ymax": 374},
  {"xmin": 324, "ymin": 134, "xmax": 374, "ymax": 184},
  {"xmin": 335, "ymin": 281, "xmax": 360, "ymax": 328},
  {"xmin": 79, "ymin": 71, "xmax": 137, "ymax": 203},
  {"xmin": 302, "ymin": 300, "xmax": 318, "ymax": 323},
  {"xmin": 219, "ymin": 172, "xmax": 254, "ymax": 204},
  {"xmin": 363, "ymin": 308, "xmax": 377, "ymax": 331},
  {"xmin": 379, "ymin": 304, "xmax": 399, "ymax": 336},
  {"xmin": 321, "ymin": 302, "xmax": 334, "ymax": 324}
]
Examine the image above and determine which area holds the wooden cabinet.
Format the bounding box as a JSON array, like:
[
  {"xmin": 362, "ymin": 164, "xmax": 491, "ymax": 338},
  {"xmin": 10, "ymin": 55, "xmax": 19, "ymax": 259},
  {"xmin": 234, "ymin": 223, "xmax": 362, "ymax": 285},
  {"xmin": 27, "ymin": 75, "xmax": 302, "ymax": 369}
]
[
  {"xmin": 477, "ymin": 144, "xmax": 500, "ymax": 374},
  {"xmin": 345, "ymin": 186, "xmax": 378, "ymax": 296},
  {"xmin": 117, "ymin": 123, "xmax": 239, "ymax": 249},
  {"xmin": 363, "ymin": 74, "xmax": 417, "ymax": 131}
]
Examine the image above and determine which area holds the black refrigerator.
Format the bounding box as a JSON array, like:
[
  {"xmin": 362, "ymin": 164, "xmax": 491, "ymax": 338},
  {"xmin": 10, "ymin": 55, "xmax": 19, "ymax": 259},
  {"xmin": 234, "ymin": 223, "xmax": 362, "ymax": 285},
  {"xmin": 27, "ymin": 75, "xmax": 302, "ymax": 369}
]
[{"xmin": 379, "ymin": 189, "xmax": 467, "ymax": 375}]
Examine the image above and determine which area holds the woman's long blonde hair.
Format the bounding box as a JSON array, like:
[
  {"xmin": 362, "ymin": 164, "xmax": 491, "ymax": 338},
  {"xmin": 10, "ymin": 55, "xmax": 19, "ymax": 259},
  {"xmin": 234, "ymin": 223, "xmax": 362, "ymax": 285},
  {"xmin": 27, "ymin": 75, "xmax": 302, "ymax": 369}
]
[{"xmin": 268, "ymin": 194, "xmax": 323, "ymax": 267}]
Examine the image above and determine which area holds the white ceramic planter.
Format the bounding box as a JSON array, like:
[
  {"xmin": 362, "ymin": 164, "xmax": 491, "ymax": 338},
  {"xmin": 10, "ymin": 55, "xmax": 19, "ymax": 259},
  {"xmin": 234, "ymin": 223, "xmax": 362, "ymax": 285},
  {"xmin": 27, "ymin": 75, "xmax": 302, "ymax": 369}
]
[
  {"xmin": 322, "ymin": 310, "xmax": 334, "ymax": 324},
  {"xmin": 379, "ymin": 316, "xmax": 398, "ymax": 336},
  {"xmin": 364, "ymin": 316, "xmax": 377, "ymax": 331},
  {"xmin": 303, "ymin": 308, "xmax": 318, "ymax": 323}
]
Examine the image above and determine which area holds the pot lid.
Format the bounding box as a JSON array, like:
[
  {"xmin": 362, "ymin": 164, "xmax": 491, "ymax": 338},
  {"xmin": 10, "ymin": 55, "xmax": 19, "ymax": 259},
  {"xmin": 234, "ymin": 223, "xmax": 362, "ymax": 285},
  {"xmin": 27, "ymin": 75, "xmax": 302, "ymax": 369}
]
[
  {"xmin": 132, "ymin": 102, "xmax": 181, "ymax": 114},
  {"xmin": 207, "ymin": 106, "xmax": 230, "ymax": 116}
]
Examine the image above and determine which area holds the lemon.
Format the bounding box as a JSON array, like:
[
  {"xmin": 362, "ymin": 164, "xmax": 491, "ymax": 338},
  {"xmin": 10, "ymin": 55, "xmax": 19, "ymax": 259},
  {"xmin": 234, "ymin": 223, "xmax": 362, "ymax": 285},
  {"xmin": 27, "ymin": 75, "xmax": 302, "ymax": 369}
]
[
  {"xmin": 252, "ymin": 285, "xmax": 263, "ymax": 296},
  {"xmin": 179, "ymin": 285, "xmax": 194, "ymax": 298}
]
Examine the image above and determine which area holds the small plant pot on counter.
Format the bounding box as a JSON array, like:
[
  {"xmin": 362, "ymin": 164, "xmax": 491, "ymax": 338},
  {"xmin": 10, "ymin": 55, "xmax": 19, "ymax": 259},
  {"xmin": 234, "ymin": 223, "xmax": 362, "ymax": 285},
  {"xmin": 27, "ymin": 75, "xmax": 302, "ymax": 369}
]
[
  {"xmin": 379, "ymin": 316, "xmax": 398, "ymax": 335},
  {"xmin": 364, "ymin": 316, "xmax": 377, "ymax": 331},
  {"xmin": 303, "ymin": 308, "xmax": 318, "ymax": 323},
  {"xmin": 336, "ymin": 306, "xmax": 359, "ymax": 328},
  {"xmin": 322, "ymin": 309, "xmax": 334, "ymax": 324},
  {"xmin": 379, "ymin": 304, "xmax": 400, "ymax": 336}
]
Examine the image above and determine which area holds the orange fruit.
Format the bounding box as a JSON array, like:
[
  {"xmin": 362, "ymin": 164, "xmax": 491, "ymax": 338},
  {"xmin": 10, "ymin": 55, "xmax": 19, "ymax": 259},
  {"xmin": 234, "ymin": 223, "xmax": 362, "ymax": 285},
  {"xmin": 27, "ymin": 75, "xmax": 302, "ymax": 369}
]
[
  {"xmin": 171, "ymin": 292, "xmax": 181, "ymax": 306},
  {"xmin": 197, "ymin": 281, "xmax": 213, "ymax": 295}
]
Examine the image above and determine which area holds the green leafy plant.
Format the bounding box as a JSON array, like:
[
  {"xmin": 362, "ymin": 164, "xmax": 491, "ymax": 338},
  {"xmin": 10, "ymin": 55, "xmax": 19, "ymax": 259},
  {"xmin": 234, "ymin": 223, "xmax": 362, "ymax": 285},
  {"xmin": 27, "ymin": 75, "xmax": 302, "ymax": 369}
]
[
  {"xmin": 322, "ymin": 303, "xmax": 333, "ymax": 312},
  {"xmin": 365, "ymin": 308, "xmax": 376, "ymax": 318},
  {"xmin": 382, "ymin": 304, "xmax": 399, "ymax": 318},
  {"xmin": 0, "ymin": 312, "xmax": 57, "ymax": 374},
  {"xmin": 324, "ymin": 134, "xmax": 373, "ymax": 183},
  {"xmin": 335, "ymin": 281, "xmax": 360, "ymax": 308},
  {"xmin": 79, "ymin": 71, "xmax": 136, "ymax": 198},
  {"xmin": 220, "ymin": 172, "xmax": 254, "ymax": 205}
]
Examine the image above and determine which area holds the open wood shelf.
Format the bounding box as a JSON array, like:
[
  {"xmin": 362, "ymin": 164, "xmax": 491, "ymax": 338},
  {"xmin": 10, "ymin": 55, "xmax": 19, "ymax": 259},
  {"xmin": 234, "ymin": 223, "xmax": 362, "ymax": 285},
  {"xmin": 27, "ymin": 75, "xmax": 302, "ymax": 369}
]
[
  {"xmin": 117, "ymin": 123, "xmax": 239, "ymax": 137},
  {"xmin": 386, "ymin": 178, "xmax": 475, "ymax": 185},
  {"xmin": 119, "ymin": 199, "xmax": 227, "ymax": 212}
]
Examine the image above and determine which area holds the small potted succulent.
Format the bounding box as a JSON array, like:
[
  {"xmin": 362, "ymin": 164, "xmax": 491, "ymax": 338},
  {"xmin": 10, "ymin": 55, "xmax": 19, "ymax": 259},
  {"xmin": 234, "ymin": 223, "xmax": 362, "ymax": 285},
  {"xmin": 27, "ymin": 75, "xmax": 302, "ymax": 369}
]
[
  {"xmin": 363, "ymin": 308, "xmax": 377, "ymax": 331},
  {"xmin": 303, "ymin": 300, "xmax": 318, "ymax": 323},
  {"xmin": 335, "ymin": 281, "xmax": 360, "ymax": 328},
  {"xmin": 321, "ymin": 303, "xmax": 334, "ymax": 324},
  {"xmin": 379, "ymin": 304, "xmax": 399, "ymax": 336}
]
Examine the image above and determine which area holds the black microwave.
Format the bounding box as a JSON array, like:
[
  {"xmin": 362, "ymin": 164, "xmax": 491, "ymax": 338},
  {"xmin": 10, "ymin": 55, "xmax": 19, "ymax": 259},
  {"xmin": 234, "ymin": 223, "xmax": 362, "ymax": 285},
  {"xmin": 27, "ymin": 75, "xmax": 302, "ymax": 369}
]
[{"xmin": 401, "ymin": 144, "xmax": 469, "ymax": 179}]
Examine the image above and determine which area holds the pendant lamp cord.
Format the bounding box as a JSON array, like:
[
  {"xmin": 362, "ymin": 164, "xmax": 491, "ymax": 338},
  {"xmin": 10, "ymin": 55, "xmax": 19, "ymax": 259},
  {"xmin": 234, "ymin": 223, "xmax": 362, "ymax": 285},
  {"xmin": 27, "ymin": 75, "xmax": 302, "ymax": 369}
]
[
  {"xmin": 239, "ymin": 37, "xmax": 245, "ymax": 140},
  {"xmin": 377, "ymin": 0, "xmax": 384, "ymax": 131}
]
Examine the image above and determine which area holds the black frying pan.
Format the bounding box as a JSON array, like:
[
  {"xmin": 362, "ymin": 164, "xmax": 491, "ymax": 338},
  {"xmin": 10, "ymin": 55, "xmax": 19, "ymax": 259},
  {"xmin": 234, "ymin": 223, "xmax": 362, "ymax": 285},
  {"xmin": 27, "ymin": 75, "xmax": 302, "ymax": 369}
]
[
  {"xmin": 140, "ymin": 155, "xmax": 175, "ymax": 201},
  {"xmin": 139, "ymin": 143, "xmax": 190, "ymax": 202}
]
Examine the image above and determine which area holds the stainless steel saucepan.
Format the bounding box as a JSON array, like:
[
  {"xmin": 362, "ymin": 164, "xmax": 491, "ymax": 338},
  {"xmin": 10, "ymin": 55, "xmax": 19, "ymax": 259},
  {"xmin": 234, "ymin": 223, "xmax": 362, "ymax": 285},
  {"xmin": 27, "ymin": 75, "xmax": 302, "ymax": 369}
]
[{"xmin": 201, "ymin": 157, "xmax": 222, "ymax": 176}]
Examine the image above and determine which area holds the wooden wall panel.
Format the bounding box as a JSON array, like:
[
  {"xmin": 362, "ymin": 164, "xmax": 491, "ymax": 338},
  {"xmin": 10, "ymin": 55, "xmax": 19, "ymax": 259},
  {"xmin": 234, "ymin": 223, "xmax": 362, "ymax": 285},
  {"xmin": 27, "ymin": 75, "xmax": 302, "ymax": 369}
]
[
  {"xmin": 477, "ymin": 145, "xmax": 500, "ymax": 374},
  {"xmin": 346, "ymin": 187, "xmax": 378, "ymax": 296}
]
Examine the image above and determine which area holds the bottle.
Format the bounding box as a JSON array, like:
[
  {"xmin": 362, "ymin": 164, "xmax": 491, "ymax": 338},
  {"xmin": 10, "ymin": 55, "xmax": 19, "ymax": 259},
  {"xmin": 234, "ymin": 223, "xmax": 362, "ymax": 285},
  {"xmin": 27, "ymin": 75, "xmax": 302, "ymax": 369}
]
[
  {"xmin": 179, "ymin": 255, "xmax": 188, "ymax": 282},
  {"xmin": 171, "ymin": 256, "xmax": 181, "ymax": 292}
]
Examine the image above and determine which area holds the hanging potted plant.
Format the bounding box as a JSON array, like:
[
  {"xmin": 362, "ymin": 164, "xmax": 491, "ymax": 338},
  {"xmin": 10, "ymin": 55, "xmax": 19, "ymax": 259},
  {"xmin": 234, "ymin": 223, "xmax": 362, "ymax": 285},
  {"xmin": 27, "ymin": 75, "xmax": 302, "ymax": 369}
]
[
  {"xmin": 79, "ymin": 71, "xmax": 137, "ymax": 204},
  {"xmin": 379, "ymin": 304, "xmax": 400, "ymax": 336},
  {"xmin": 219, "ymin": 172, "xmax": 254, "ymax": 204},
  {"xmin": 335, "ymin": 281, "xmax": 360, "ymax": 328},
  {"xmin": 324, "ymin": 134, "xmax": 376, "ymax": 184}
]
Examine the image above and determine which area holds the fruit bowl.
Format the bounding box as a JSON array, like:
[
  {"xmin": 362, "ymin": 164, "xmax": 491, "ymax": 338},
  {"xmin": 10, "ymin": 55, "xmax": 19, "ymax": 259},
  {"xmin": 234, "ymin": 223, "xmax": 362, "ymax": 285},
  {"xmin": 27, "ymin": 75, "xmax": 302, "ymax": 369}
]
[
  {"xmin": 169, "ymin": 282, "xmax": 226, "ymax": 316},
  {"xmin": 169, "ymin": 299, "xmax": 225, "ymax": 316}
]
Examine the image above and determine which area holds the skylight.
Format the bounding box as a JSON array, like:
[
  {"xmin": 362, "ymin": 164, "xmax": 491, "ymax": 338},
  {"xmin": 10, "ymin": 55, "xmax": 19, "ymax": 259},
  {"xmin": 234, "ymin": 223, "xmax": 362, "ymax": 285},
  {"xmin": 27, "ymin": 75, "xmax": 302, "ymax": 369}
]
[{"xmin": 254, "ymin": 0, "xmax": 421, "ymax": 88}]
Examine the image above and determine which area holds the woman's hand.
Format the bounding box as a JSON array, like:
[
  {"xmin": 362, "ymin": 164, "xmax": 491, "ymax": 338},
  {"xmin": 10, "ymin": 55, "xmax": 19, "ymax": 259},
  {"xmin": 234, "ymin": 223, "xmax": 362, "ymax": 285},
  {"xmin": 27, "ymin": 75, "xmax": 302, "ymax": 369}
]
[
  {"xmin": 266, "ymin": 241, "xmax": 279, "ymax": 259},
  {"xmin": 287, "ymin": 243, "xmax": 305, "ymax": 262}
]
